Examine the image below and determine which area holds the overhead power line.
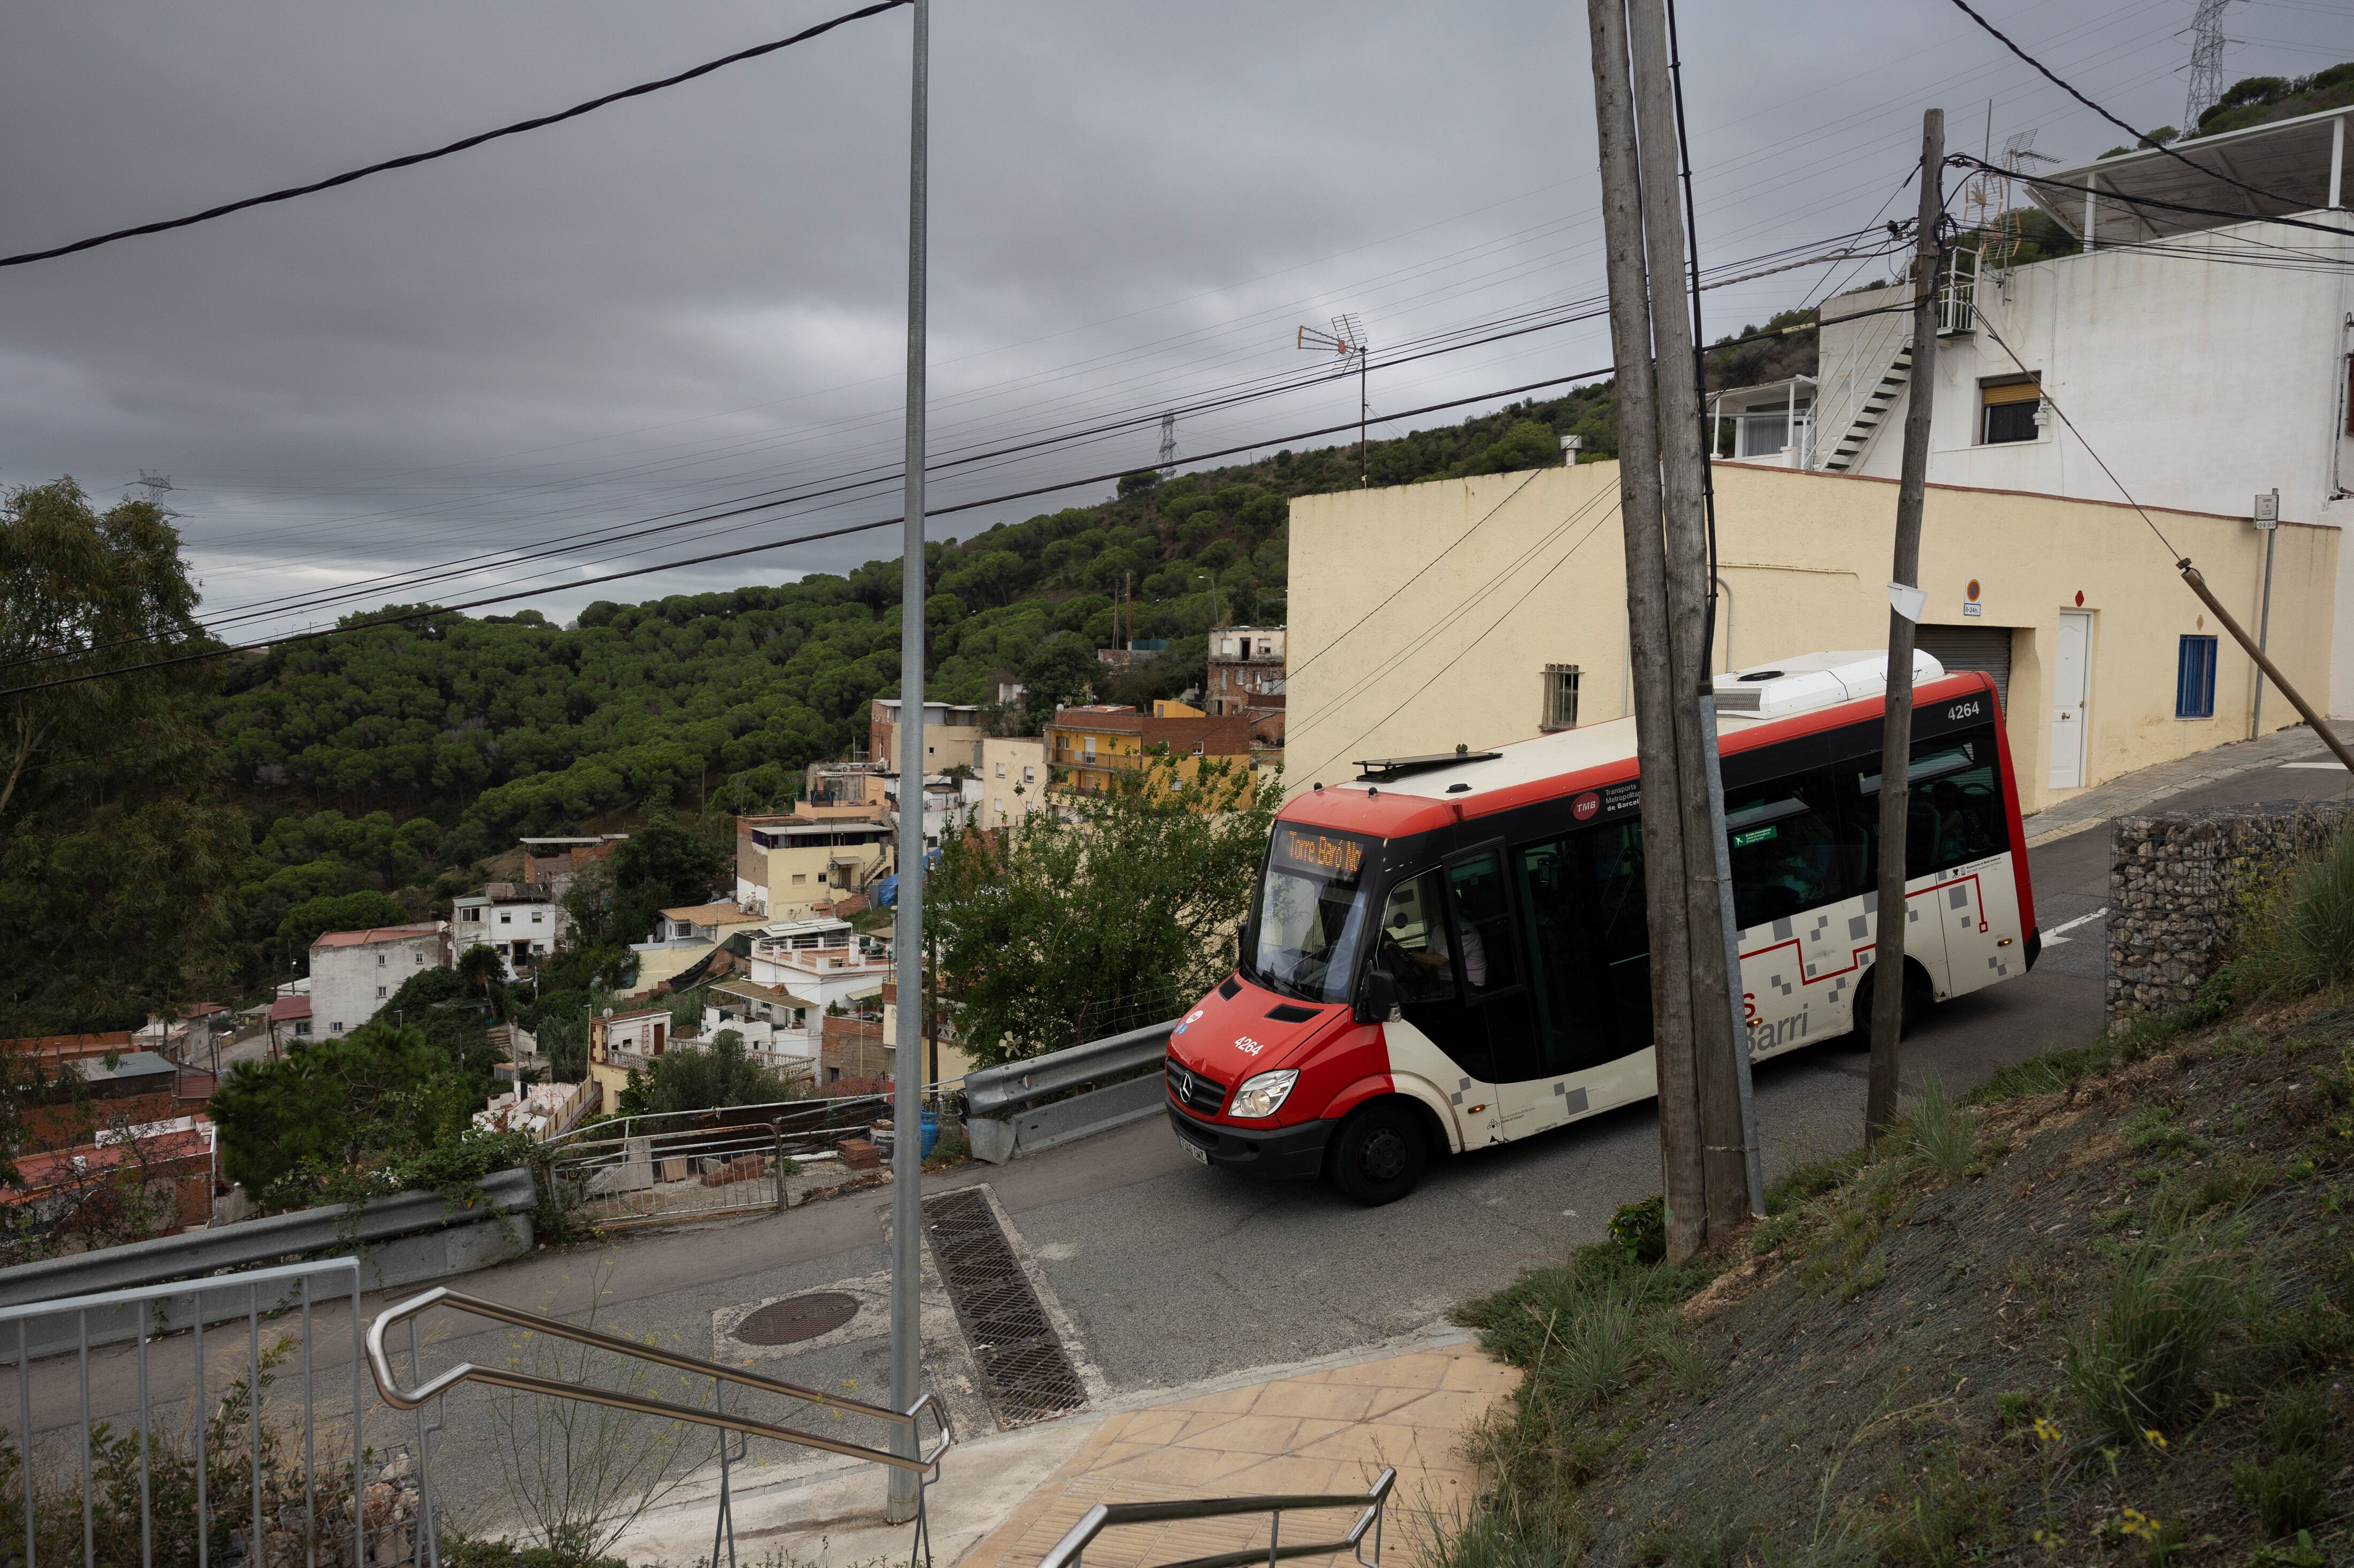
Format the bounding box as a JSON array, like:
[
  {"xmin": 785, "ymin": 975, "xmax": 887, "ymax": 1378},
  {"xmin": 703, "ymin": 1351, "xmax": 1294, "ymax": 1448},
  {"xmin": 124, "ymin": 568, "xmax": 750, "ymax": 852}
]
[
  {"xmin": 1940, "ymin": 0, "xmax": 2312, "ymax": 213},
  {"xmin": 0, "ymin": 0, "xmax": 910, "ymax": 270},
  {"xmin": 1958, "ymin": 155, "xmax": 2354, "ymax": 242}
]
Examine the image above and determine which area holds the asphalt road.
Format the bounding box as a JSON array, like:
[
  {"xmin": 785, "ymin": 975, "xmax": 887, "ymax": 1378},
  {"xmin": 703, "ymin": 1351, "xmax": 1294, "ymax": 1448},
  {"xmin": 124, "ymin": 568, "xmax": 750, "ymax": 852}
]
[{"xmin": 32, "ymin": 759, "xmax": 2353, "ymax": 1535}]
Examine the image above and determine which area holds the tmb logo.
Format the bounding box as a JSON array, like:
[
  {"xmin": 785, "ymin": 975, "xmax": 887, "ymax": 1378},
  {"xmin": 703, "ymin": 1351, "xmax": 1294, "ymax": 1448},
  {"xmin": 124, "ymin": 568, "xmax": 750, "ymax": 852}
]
[{"xmin": 1572, "ymin": 791, "xmax": 1601, "ymax": 821}]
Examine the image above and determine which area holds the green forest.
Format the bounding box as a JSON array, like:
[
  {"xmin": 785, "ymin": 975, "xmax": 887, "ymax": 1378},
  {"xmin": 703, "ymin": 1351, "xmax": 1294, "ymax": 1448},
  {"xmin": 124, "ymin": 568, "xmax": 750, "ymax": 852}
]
[{"xmin": 8, "ymin": 300, "xmax": 1861, "ymax": 1031}]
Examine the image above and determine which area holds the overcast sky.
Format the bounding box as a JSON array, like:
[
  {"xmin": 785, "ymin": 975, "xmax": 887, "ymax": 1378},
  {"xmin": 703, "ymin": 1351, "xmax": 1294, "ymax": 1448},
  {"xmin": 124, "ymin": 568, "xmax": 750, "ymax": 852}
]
[{"xmin": 3, "ymin": 0, "xmax": 2345, "ymax": 638}]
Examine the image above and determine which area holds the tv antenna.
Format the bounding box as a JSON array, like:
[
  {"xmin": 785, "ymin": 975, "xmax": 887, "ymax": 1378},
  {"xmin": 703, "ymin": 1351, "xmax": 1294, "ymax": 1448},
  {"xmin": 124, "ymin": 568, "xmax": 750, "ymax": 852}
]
[
  {"xmin": 1297, "ymin": 313, "xmax": 1369, "ymax": 487},
  {"xmin": 2180, "ymin": 0, "xmax": 2242, "ymax": 135},
  {"xmin": 1968, "ymin": 129, "xmax": 2059, "ymax": 271},
  {"xmin": 1157, "ymin": 411, "xmax": 1177, "ymax": 476}
]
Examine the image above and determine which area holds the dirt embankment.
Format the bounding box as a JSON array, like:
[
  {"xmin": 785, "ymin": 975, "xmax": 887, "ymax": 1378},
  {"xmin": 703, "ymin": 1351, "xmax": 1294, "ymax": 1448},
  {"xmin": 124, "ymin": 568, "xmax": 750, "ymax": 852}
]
[{"xmin": 1451, "ymin": 1001, "xmax": 2354, "ymax": 1567}]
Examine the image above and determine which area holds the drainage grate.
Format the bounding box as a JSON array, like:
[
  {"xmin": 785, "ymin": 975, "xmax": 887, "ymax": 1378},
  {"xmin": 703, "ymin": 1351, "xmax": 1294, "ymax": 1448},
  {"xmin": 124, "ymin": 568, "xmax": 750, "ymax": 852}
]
[
  {"xmin": 732, "ymin": 1290, "xmax": 860, "ymax": 1345},
  {"xmin": 921, "ymin": 1189, "xmax": 1087, "ymax": 1427}
]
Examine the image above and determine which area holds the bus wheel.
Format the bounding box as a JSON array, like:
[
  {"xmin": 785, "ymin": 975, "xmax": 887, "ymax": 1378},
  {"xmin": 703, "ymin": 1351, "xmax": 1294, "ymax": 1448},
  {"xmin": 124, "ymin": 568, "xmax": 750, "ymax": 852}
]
[
  {"xmin": 1328, "ymin": 1102, "xmax": 1429, "ymax": 1207},
  {"xmin": 1851, "ymin": 961, "xmax": 1931, "ymax": 1039}
]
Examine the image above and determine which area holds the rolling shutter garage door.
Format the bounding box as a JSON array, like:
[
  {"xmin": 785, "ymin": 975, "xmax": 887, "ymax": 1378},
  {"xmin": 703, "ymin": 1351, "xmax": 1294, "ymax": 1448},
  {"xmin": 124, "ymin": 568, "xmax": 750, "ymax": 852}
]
[{"xmin": 1915, "ymin": 625, "xmax": 2012, "ymax": 713}]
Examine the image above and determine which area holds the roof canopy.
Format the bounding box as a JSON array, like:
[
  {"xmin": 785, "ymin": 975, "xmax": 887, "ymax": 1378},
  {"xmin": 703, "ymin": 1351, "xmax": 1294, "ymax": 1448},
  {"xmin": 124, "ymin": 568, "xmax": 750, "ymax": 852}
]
[{"xmin": 2030, "ymin": 106, "xmax": 2349, "ymax": 244}]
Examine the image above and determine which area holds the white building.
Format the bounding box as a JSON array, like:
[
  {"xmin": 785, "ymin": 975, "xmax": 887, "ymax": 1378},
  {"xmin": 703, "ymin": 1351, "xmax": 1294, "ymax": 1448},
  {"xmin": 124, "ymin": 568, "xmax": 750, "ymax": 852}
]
[
  {"xmin": 884, "ymin": 772, "xmax": 982, "ymax": 845},
  {"xmin": 745, "ymin": 918, "xmax": 893, "ymax": 1015},
  {"xmin": 1722, "ymin": 106, "xmax": 2354, "ymax": 707},
  {"xmin": 451, "ymin": 883, "xmax": 563, "ymax": 979},
  {"xmin": 700, "ymin": 978, "xmax": 820, "ymax": 1077},
  {"xmin": 308, "ymin": 924, "xmax": 446, "ymax": 1038}
]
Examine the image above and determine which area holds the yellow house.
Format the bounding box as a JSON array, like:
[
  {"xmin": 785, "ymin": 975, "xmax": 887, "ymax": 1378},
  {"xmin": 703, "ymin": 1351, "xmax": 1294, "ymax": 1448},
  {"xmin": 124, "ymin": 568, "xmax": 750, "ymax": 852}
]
[
  {"xmin": 1285, "ymin": 461, "xmax": 2337, "ymax": 816},
  {"xmin": 1043, "ymin": 705, "xmax": 1258, "ymax": 799},
  {"xmin": 733, "ymin": 815, "xmax": 894, "ymax": 918}
]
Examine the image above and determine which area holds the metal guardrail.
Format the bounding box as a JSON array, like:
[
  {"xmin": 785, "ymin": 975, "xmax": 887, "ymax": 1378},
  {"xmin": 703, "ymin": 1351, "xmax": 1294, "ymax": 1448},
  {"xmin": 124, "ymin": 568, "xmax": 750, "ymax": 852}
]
[
  {"xmin": 0, "ymin": 1172, "xmax": 537, "ymax": 1356},
  {"xmin": 965, "ymin": 1019, "xmax": 1179, "ymax": 1164},
  {"xmin": 366, "ymin": 1285, "xmax": 950, "ymax": 1568},
  {"xmin": 1035, "ymin": 1467, "xmax": 1394, "ymax": 1568},
  {"xmin": 1, "ymin": 1256, "xmax": 380, "ymax": 1568}
]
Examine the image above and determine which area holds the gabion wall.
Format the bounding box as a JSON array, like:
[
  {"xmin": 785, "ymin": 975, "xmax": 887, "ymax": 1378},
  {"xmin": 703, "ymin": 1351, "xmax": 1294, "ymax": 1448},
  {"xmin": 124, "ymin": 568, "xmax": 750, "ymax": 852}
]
[{"xmin": 2106, "ymin": 800, "xmax": 2353, "ymax": 1023}]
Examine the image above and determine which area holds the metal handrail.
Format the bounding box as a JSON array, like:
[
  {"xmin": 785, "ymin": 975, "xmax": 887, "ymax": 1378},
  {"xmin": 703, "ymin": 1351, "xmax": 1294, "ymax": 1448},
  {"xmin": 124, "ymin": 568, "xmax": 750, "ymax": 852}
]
[
  {"xmin": 364, "ymin": 1285, "xmax": 950, "ymax": 1475},
  {"xmin": 1036, "ymin": 1467, "xmax": 1394, "ymax": 1568}
]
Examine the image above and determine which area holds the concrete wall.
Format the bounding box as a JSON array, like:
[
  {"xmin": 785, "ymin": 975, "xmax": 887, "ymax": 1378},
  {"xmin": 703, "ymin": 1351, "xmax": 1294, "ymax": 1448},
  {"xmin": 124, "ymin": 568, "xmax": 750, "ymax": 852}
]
[
  {"xmin": 1286, "ymin": 461, "xmax": 2338, "ymax": 817},
  {"xmin": 1815, "ymin": 217, "xmax": 2354, "ymax": 705}
]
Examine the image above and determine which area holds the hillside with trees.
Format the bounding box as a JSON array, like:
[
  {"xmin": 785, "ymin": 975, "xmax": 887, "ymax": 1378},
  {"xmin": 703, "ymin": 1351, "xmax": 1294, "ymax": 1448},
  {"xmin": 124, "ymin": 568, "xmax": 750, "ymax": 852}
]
[{"xmin": 14, "ymin": 361, "xmax": 1769, "ymax": 1025}]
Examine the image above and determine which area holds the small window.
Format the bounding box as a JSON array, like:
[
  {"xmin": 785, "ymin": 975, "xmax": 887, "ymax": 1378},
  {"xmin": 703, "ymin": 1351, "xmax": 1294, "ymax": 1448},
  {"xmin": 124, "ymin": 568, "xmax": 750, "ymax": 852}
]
[
  {"xmin": 376, "ymin": 985, "xmax": 386, "ymax": 998},
  {"xmin": 1024, "ymin": 766, "xmax": 1036, "ymax": 783},
  {"xmin": 531, "ymin": 910, "xmax": 544, "ymax": 924},
  {"xmin": 1541, "ymin": 664, "xmax": 1581, "ymax": 732},
  {"xmin": 415, "ymin": 951, "xmax": 424, "ymax": 963},
  {"xmin": 1981, "ymin": 379, "xmax": 2040, "ymax": 445},
  {"xmin": 331, "ymin": 1021, "xmax": 344, "ymax": 1034},
  {"xmin": 2176, "ymin": 635, "xmax": 2218, "ymax": 719},
  {"xmin": 296, "ymin": 1021, "xmax": 312, "ymax": 1037},
  {"xmin": 793, "ymin": 873, "xmax": 807, "ymax": 885},
  {"xmin": 499, "ymin": 911, "xmax": 512, "ymax": 925},
  {"xmin": 377, "ymin": 952, "xmax": 386, "ymax": 966},
  {"xmin": 995, "ymin": 761, "xmax": 1006, "ymax": 777}
]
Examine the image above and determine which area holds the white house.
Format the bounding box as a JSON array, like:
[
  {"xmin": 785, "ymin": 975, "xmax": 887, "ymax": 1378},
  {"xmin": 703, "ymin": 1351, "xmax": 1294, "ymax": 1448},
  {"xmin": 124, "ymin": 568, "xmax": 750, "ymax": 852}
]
[
  {"xmin": 308, "ymin": 924, "xmax": 446, "ymax": 1038},
  {"xmin": 451, "ymin": 883, "xmax": 563, "ymax": 979},
  {"xmin": 1725, "ymin": 105, "xmax": 2354, "ymax": 709},
  {"xmin": 745, "ymin": 919, "xmax": 893, "ymax": 1016}
]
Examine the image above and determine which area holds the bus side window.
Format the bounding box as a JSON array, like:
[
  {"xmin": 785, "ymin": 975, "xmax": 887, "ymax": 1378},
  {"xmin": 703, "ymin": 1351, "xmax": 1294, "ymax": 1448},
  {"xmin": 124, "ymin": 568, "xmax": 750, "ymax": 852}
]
[
  {"xmin": 1378, "ymin": 872, "xmax": 1455, "ymax": 1005},
  {"xmin": 1853, "ymin": 727, "xmax": 2009, "ymax": 881},
  {"xmin": 1446, "ymin": 851, "xmax": 1518, "ymax": 996},
  {"xmin": 1723, "ymin": 768, "xmax": 1859, "ymax": 931}
]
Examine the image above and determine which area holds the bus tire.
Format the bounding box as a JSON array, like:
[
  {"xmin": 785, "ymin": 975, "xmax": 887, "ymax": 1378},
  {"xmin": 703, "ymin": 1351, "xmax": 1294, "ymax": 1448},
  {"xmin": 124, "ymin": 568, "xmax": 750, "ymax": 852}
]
[
  {"xmin": 1326, "ymin": 1100, "xmax": 1430, "ymax": 1207},
  {"xmin": 1850, "ymin": 960, "xmax": 1932, "ymax": 1040}
]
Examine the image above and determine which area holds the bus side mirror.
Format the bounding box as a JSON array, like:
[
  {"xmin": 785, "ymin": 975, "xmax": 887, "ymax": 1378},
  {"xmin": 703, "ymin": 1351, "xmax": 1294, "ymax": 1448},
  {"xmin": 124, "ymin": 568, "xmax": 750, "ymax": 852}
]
[{"xmin": 1355, "ymin": 968, "xmax": 1400, "ymax": 1026}]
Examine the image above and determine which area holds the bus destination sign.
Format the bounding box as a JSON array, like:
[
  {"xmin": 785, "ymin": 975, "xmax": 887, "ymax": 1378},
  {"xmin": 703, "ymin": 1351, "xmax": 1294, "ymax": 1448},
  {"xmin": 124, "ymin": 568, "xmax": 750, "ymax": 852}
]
[{"xmin": 1273, "ymin": 826, "xmax": 1367, "ymax": 883}]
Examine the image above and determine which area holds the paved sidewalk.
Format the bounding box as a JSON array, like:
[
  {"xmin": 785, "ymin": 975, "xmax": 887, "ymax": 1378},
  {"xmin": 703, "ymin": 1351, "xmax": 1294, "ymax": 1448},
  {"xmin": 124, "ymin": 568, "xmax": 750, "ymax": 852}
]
[
  {"xmin": 2021, "ymin": 723, "xmax": 2339, "ymax": 846},
  {"xmin": 611, "ymin": 1332, "xmax": 1514, "ymax": 1566},
  {"xmin": 958, "ymin": 1340, "xmax": 1514, "ymax": 1568}
]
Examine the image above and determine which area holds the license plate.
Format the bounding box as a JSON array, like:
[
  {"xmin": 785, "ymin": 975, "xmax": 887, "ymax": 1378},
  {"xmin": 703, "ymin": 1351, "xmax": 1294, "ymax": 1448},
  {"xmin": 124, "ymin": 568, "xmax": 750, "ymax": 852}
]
[{"xmin": 1182, "ymin": 1139, "xmax": 1209, "ymax": 1166}]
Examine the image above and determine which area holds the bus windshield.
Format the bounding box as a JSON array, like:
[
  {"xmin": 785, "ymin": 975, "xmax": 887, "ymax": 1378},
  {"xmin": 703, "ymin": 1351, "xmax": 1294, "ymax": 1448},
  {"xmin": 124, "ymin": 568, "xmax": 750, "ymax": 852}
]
[{"xmin": 1245, "ymin": 825, "xmax": 1375, "ymax": 1003}]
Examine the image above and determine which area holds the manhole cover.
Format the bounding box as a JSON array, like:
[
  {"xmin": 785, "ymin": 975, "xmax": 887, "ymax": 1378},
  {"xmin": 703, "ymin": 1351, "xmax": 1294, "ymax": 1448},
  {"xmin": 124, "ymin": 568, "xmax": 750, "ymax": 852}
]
[{"xmin": 732, "ymin": 1291, "xmax": 860, "ymax": 1345}]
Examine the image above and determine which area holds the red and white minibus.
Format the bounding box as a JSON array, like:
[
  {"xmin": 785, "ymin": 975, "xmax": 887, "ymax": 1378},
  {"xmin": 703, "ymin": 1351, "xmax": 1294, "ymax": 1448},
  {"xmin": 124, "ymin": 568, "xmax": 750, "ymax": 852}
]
[{"xmin": 1164, "ymin": 650, "xmax": 2039, "ymax": 1204}]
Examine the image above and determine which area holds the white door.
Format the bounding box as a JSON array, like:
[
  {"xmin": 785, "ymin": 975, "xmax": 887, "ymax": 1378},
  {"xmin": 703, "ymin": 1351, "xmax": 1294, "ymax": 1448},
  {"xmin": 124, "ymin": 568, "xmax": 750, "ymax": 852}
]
[{"xmin": 2050, "ymin": 611, "xmax": 2091, "ymax": 791}]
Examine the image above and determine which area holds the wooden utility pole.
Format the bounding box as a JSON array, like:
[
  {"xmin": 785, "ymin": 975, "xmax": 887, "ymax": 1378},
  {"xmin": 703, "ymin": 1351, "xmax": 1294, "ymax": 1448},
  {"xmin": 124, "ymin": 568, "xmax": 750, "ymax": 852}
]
[
  {"xmin": 1624, "ymin": 0, "xmax": 1752, "ymax": 1232},
  {"xmin": 1586, "ymin": 0, "xmax": 1706, "ymax": 1263},
  {"xmin": 1868, "ymin": 108, "xmax": 1945, "ymax": 1141}
]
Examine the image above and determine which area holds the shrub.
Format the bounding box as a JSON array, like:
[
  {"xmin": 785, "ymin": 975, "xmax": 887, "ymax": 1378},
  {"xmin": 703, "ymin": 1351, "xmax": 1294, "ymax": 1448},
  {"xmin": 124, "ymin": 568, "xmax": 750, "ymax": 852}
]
[
  {"xmin": 2238, "ymin": 822, "xmax": 2354, "ymax": 997},
  {"xmin": 1609, "ymin": 1195, "xmax": 1666, "ymax": 1264},
  {"xmin": 2266, "ymin": 1384, "xmax": 2329, "ymax": 1455},
  {"xmin": 2064, "ymin": 1243, "xmax": 2236, "ymax": 1444},
  {"xmin": 2235, "ymin": 1453, "xmax": 2327, "ymax": 1536},
  {"xmin": 1901, "ymin": 1077, "xmax": 1976, "ymax": 1177}
]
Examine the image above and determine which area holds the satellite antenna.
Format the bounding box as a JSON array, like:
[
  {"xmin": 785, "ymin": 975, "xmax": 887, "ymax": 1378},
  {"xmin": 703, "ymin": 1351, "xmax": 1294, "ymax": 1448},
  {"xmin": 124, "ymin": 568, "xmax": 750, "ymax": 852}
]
[
  {"xmin": 1297, "ymin": 313, "xmax": 1370, "ymax": 487},
  {"xmin": 1157, "ymin": 411, "xmax": 1177, "ymax": 476},
  {"xmin": 2180, "ymin": 0, "xmax": 2242, "ymax": 135}
]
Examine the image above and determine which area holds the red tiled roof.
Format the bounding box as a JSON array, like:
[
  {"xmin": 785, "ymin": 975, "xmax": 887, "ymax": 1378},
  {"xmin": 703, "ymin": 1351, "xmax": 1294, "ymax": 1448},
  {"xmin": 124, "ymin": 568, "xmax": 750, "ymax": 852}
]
[
  {"xmin": 311, "ymin": 924, "xmax": 439, "ymax": 949},
  {"xmin": 268, "ymin": 996, "xmax": 312, "ymax": 1022}
]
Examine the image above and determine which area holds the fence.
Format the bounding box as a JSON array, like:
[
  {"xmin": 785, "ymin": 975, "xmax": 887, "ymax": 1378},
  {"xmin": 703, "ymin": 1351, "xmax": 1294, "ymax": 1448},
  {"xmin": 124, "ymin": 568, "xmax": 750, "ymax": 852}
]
[
  {"xmin": 539, "ymin": 1090, "xmax": 967, "ymax": 1229},
  {"xmin": 0, "ymin": 1256, "xmax": 419, "ymax": 1567}
]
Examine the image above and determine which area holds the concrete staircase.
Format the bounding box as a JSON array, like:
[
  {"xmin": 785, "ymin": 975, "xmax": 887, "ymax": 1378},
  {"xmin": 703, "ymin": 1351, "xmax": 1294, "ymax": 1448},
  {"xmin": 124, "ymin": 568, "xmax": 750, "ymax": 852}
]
[{"xmin": 1821, "ymin": 342, "xmax": 1912, "ymax": 472}]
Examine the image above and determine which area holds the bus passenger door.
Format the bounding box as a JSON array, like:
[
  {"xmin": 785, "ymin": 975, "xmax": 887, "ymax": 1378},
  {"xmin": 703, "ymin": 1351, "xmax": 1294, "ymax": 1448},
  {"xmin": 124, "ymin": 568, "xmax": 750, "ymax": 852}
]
[
  {"xmin": 1510, "ymin": 819, "xmax": 1658, "ymax": 1122},
  {"xmin": 1439, "ymin": 847, "xmax": 1541, "ymax": 1136},
  {"xmin": 1725, "ymin": 767, "xmax": 1868, "ymax": 1058},
  {"xmin": 1375, "ymin": 871, "xmax": 1498, "ymax": 1136}
]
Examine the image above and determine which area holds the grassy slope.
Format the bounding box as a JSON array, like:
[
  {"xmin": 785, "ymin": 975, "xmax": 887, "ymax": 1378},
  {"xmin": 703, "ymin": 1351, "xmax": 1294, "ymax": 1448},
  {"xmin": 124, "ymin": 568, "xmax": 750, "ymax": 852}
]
[{"xmin": 1449, "ymin": 997, "xmax": 2354, "ymax": 1567}]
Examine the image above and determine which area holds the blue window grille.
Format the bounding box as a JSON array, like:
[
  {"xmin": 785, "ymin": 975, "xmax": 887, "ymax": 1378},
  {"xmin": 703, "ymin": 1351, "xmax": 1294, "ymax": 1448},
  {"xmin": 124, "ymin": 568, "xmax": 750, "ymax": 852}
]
[{"xmin": 2176, "ymin": 635, "xmax": 2218, "ymax": 719}]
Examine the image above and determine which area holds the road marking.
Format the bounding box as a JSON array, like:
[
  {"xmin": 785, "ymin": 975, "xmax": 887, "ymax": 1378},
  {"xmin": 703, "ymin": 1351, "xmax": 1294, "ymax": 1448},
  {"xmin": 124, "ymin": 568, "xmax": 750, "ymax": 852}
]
[
  {"xmin": 2282, "ymin": 760, "xmax": 2348, "ymax": 769},
  {"xmin": 2041, "ymin": 906, "xmax": 2107, "ymax": 946}
]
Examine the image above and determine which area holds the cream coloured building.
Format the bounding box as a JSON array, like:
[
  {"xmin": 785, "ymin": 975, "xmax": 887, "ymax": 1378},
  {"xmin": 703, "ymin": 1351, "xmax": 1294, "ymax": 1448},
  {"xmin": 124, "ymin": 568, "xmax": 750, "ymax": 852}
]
[
  {"xmin": 1285, "ymin": 461, "xmax": 2336, "ymax": 817},
  {"xmin": 978, "ymin": 736, "xmax": 1045, "ymax": 828}
]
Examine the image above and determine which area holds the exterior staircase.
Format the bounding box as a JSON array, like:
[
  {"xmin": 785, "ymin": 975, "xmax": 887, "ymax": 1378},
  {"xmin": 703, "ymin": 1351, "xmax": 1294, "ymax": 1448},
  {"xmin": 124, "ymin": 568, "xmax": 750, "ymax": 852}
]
[{"xmin": 1820, "ymin": 342, "xmax": 1912, "ymax": 472}]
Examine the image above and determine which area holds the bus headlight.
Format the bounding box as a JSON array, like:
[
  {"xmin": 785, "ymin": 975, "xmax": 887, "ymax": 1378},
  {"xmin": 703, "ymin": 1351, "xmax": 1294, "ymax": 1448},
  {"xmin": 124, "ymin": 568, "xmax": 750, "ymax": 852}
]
[{"xmin": 1227, "ymin": 1069, "xmax": 1298, "ymax": 1120}]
